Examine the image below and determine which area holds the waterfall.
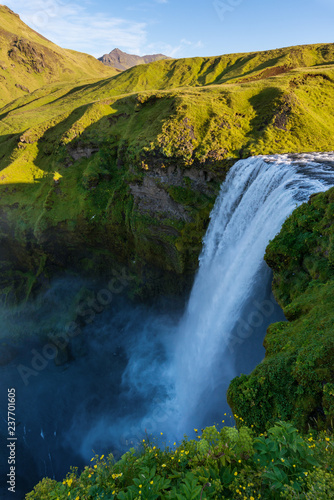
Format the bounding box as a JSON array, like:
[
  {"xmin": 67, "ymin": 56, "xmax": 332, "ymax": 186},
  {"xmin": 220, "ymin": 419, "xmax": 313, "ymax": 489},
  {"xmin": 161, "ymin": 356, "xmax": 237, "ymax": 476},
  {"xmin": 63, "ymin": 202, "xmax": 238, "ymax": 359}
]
[{"xmin": 172, "ymin": 152, "xmax": 334, "ymax": 432}]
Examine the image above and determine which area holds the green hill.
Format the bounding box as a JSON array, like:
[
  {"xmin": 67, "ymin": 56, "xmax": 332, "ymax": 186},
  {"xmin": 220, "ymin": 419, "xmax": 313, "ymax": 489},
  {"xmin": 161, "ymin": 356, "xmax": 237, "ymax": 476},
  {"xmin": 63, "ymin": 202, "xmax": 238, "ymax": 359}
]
[
  {"xmin": 1, "ymin": 35, "xmax": 334, "ymax": 303},
  {"xmin": 0, "ymin": 5, "xmax": 119, "ymax": 107}
]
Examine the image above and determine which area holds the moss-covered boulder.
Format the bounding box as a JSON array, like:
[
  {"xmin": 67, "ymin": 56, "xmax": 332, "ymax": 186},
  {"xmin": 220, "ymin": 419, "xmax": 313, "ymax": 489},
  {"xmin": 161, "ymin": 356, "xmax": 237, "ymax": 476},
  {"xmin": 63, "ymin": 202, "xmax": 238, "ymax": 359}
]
[{"xmin": 228, "ymin": 187, "xmax": 334, "ymax": 432}]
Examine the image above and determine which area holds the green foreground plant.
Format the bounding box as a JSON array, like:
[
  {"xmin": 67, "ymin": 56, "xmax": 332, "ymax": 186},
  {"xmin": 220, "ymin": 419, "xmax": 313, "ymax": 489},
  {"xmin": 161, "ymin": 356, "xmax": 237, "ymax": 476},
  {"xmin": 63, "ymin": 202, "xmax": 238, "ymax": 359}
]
[{"xmin": 26, "ymin": 420, "xmax": 334, "ymax": 500}]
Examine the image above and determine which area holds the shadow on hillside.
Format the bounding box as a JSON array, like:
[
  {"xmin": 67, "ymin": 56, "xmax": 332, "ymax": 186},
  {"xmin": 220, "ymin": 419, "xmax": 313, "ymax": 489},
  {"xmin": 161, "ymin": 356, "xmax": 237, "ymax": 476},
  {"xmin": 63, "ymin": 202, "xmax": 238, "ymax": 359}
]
[
  {"xmin": 0, "ymin": 85, "xmax": 174, "ymax": 186},
  {"xmin": 48, "ymin": 79, "xmax": 110, "ymax": 106},
  {"xmin": 0, "ymin": 104, "xmax": 93, "ymax": 176},
  {"xmin": 196, "ymin": 53, "xmax": 289, "ymax": 86},
  {"xmin": 246, "ymin": 87, "xmax": 282, "ymax": 142},
  {"xmin": 0, "ymin": 133, "xmax": 21, "ymax": 174}
]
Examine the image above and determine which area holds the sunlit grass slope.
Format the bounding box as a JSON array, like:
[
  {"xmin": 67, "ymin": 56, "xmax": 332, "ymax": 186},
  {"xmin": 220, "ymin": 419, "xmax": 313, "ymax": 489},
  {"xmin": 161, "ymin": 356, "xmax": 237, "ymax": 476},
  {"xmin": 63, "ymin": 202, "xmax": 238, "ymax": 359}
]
[{"xmin": 0, "ymin": 5, "xmax": 118, "ymax": 107}]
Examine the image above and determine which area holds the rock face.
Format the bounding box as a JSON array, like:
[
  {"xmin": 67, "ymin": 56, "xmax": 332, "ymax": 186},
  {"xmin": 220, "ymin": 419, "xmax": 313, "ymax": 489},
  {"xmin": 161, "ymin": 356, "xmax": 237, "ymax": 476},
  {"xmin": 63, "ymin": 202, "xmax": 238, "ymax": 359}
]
[{"xmin": 98, "ymin": 48, "xmax": 171, "ymax": 70}]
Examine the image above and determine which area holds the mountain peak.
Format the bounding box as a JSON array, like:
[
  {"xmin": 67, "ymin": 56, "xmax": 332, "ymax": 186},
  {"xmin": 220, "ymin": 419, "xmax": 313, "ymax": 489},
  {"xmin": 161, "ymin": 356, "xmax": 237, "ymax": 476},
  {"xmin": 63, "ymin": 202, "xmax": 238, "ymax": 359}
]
[
  {"xmin": 0, "ymin": 4, "xmax": 20, "ymax": 17},
  {"xmin": 98, "ymin": 48, "xmax": 171, "ymax": 71}
]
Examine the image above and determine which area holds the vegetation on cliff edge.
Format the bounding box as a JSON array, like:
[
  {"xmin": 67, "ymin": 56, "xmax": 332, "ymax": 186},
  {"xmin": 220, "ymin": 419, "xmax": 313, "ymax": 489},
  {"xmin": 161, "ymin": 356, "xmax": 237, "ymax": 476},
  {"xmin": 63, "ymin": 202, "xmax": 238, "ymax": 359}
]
[{"xmin": 228, "ymin": 187, "xmax": 334, "ymax": 432}]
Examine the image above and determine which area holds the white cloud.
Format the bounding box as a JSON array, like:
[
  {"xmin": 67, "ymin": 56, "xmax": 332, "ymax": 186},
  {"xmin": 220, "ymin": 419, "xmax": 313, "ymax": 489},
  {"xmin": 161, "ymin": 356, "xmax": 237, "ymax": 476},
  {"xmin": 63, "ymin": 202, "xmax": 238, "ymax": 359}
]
[
  {"xmin": 147, "ymin": 39, "xmax": 204, "ymax": 58},
  {"xmin": 5, "ymin": 0, "xmax": 148, "ymax": 57}
]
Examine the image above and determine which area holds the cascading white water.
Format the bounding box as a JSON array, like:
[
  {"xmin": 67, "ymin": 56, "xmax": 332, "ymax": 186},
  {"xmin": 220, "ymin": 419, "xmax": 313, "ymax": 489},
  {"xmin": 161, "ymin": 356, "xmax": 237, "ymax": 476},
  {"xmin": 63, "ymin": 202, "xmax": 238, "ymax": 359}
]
[{"xmin": 172, "ymin": 152, "xmax": 334, "ymax": 433}]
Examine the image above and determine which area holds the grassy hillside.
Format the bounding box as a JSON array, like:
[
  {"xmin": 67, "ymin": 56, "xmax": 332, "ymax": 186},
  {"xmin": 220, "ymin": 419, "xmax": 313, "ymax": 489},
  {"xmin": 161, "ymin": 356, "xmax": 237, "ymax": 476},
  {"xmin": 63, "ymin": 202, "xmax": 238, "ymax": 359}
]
[
  {"xmin": 1, "ymin": 39, "xmax": 334, "ymax": 303},
  {"xmin": 0, "ymin": 5, "xmax": 118, "ymax": 106},
  {"xmin": 93, "ymin": 42, "xmax": 334, "ymax": 91}
]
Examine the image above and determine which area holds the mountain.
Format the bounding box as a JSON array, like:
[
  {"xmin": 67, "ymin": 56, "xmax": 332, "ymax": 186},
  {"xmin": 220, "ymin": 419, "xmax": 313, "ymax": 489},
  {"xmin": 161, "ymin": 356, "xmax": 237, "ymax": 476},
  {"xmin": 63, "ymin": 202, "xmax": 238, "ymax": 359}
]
[
  {"xmin": 98, "ymin": 47, "xmax": 171, "ymax": 70},
  {"xmin": 0, "ymin": 5, "xmax": 119, "ymax": 106}
]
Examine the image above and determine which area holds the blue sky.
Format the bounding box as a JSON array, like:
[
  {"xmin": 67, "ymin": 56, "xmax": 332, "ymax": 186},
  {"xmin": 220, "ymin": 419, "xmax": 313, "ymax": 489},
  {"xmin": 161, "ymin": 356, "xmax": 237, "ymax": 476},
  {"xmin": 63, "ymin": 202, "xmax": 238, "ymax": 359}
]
[{"xmin": 4, "ymin": 0, "xmax": 334, "ymax": 59}]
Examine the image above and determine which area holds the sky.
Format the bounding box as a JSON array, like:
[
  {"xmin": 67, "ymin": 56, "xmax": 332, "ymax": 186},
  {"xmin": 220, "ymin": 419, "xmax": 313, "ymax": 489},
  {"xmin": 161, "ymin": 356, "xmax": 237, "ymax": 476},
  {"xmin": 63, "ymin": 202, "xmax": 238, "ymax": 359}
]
[{"xmin": 4, "ymin": 0, "xmax": 334, "ymax": 59}]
